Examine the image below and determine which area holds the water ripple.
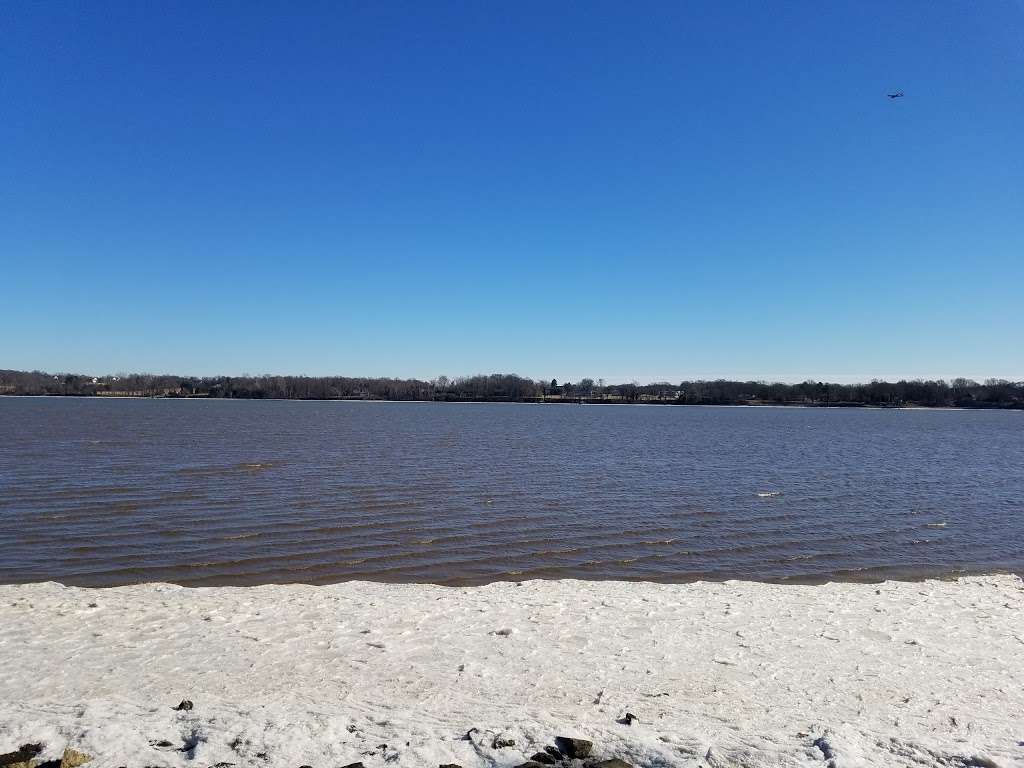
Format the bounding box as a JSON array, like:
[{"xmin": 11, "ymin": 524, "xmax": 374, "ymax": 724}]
[{"xmin": 0, "ymin": 398, "xmax": 1021, "ymax": 586}]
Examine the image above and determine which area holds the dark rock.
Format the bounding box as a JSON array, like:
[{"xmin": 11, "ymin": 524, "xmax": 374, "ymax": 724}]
[
  {"xmin": 1, "ymin": 744, "xmax": 44, "ymax": 767},
  {"xmin": 590, "ymin": 761, "xmax": 634, "ymax": 768},
  {"xmin": 14, "ymin": 746, "xmax": 42, "ymax": 760},
  {"xmin": 149, "ymin": 741, "xmax": 174, "ymax": 749},
  {"xmin": 530, "ymin": 752, "xmax": 556, "ymax": 764},
  {"xmin": 616, "ymin": 713, "xmax": 638, "ymax": 726},
  {"xmin": 492, "ymin": 736, "xmax": 516, "ymax": 749},
  {"xmin": 555, "ymin": 737, "xmax": 593, "ymax": 759},
  {"xmin": 173, "ymin": 700, "xmax": 194, "ymax": 711},
  {"xmin": 339, "ymin": 763, "xmax": 366, "ymax": 768},
  {"xmin": 813, "ymin": 736, "xmax": 835, "ymax": 761},
  {"xmin": 439, "ymin": 764, "xmax": 463, "ymax": 768},
  {"xmin": 544, "ymin": 746, "xmax": 563, "ymax": 759},
  {"xmin": 298, "ymin": 765, "xmax": 313, "ymax": 768},
  {"xmin": 514, "ymin": 763, "xmax": 546, "ymax": 768}
]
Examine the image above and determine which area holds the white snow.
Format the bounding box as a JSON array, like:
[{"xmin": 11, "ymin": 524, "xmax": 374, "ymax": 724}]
[{"xmin": 1, "ymin": 576, "xmax": 1022, "ymax": 768}]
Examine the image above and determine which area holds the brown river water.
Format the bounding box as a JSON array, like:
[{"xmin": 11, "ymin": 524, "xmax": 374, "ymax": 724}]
[{"xmin": 1, "ymin": 397, "xmax": 1021, "ymax": 586}]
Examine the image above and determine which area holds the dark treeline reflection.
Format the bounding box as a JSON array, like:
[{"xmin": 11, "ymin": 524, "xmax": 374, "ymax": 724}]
[{"xmin": 2, "ymin": 369, "xmax": 1022, "ymax": 408}]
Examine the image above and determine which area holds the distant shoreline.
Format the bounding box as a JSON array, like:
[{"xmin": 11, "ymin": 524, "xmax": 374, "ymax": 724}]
[
  {"xmin": 3, "ymin": 369, "xmax": 1021, "ymax": 409},
  {"xmin": 2, "ymin": 392, "xmax": 1021, "ymax": 411}
]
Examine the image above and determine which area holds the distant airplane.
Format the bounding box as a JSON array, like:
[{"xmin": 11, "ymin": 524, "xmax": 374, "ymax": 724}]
[{"xmin": 887, "ymin": 91, "xmax": 904, "ymax": 99}]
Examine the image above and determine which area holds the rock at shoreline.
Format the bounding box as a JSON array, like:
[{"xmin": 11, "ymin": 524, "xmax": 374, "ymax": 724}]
[
  {"xmin": 555, "ymin": 737, "xmax": 592, "ymax": 759},
  {"xmin": 529, "ymin": 752, "xmax": 557, "ymax": 765},
  {"xmin": 339, "ymin": 763, "xmax": 365, "ymax": 768},
  {"xmin": 59, "ymin": 749, "xmax": 91, "ymax": 768},
  {"xmin": 616, "ymin": 712, "xmax": 638, "ymax": 726},
  {"xmin": 514, "ymin": 762, "xmax": 546, "ymax": 768},
  {"xmin": 172, "ymin": 699, "xmax": 194, "ymax": 711},
  {"xmin": 438, "ymin": 764, "xmax": 463, "ymax": 768},
  {"xmin": 590, "ymin": 760, "xmax": 634, "ymax": 768},
  {"xmin": 491, "ymin": 735, "xmax": 516, "ymax": 749}
]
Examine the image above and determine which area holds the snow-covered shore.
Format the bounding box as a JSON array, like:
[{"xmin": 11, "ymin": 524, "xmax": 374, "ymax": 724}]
[{"xmin": 2, "ymin": 576, "xmax": 1021, "ymax": 768}]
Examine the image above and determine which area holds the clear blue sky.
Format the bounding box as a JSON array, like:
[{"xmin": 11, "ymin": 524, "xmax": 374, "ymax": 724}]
[{"xmin": 2, "ymin": 1, "xmax": 1021, "ymax": 383}]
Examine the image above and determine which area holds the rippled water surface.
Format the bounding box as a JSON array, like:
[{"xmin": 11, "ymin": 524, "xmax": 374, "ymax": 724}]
[{"xmin": 1, "ymin": 398, "xmax": 1021, "ymax": 586}]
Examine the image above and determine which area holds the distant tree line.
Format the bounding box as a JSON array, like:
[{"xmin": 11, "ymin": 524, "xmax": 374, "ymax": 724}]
[{"xmin": 1, "ymin": 369, "xmax": 1021, "ymax": 408}]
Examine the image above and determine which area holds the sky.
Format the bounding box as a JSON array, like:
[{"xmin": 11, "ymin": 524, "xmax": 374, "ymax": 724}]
[{"xmin": 2, "ymin": 1, "xmax": 1022, "ymax": 384}]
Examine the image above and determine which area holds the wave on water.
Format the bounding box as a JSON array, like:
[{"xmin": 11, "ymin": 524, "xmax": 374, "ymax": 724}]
[{"xmin": 176, "ymin": 462, "xmax": 280, "ymax": 477}]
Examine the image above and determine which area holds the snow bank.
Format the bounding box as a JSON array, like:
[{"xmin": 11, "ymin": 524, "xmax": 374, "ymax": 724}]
[{"xmin": 1, "ymin": 576, "xmax": 1021, "ymax": 768}]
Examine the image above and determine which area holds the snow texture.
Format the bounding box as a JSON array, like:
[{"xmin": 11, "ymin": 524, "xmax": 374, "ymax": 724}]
[{"xmin": 1, "ymin": 576, "xmax": 1022, "ymax": 768}]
